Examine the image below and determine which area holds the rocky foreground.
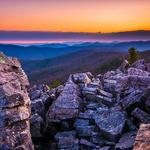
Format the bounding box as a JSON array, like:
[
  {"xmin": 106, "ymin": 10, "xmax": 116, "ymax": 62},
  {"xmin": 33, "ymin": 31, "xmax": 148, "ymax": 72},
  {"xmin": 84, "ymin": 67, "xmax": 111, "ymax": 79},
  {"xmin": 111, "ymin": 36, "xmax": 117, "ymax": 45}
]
[
  {"xmin": 29, "ymin": 58, "xmax": 150, "ymax": 150},
  {"xmin": 0, "ymin": 52, "xmax": 150, "ymax": 150}
]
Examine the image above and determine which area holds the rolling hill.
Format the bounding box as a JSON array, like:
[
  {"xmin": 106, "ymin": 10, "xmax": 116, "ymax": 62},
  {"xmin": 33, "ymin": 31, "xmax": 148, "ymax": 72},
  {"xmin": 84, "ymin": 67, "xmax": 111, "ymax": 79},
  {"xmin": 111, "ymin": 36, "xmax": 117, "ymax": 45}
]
[
  {"xmin": 0, "ymin": 40, "xmax": 150, "ymax": 60},
  {"xmin": 21, "ymin": 50, "xmax": 125, "ymax": 85},
  {"xmin": 21, "ymin": 49, "xmax": 150, "ymax": 86}
]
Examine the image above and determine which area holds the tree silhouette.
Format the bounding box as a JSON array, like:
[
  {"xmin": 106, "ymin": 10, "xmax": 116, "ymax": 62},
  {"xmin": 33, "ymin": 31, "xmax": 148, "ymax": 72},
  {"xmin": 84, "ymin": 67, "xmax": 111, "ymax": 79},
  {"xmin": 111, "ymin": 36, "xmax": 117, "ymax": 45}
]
[{"xmin": 128, "ymin": 47, "xmax": 139, "ymax": 64}]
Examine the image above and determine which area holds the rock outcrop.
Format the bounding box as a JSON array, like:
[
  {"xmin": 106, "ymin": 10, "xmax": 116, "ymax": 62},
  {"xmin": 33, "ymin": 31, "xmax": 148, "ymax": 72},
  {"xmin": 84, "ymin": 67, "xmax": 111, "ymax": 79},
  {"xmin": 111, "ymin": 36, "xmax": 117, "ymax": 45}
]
[
  {"xmin": 133, "ymin": 124, "xmax": 150, "ymax": 150},
  {"xmin": 1, "ymin": 51, "xmax": 149, "ymax": 150},
  {"xmin": 27, "ymin": 59, "xmax": 150, "ymax": 150},
  {"xmin": 0, "ymin": 52, "xmax": 34, "ymax": 149},
  {"xmin": 47, "ymin": 79, "xmax": 81, "ymax": 121},
  {"xmin": 93, "ymin": 107, "xmax": 126, "ymax": 142}
]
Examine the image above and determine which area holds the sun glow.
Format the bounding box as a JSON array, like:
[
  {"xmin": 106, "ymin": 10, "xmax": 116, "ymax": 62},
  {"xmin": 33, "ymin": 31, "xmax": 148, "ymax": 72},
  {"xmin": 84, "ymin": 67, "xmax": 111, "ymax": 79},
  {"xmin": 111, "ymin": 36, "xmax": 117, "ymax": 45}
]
[{"xmin": 0, "ymin": 0, "xmax": 150, "ymax": 33}]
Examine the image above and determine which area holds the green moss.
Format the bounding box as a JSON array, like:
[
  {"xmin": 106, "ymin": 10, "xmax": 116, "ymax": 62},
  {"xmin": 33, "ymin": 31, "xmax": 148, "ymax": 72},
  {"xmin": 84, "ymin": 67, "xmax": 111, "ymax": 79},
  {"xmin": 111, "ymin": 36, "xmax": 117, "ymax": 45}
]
[{"xmin": 49, "ymin": 79, "xmax": 62, "ymax": 89}]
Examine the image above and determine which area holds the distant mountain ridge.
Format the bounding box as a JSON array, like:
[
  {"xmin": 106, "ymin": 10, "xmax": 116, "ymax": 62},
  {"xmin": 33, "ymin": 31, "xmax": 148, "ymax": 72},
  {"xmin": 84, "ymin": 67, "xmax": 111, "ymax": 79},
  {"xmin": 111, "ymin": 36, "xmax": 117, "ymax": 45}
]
[
  {"xmin": 21, "ymin": 49, "xmax": 150, "ymax": 85},
  {"xmin": 0, "ymin": 30, "xmax": 150, "ymax": 42},
  {"xmin": 0, "ymin": 40, "xmax": 150, "ymax": 60}
]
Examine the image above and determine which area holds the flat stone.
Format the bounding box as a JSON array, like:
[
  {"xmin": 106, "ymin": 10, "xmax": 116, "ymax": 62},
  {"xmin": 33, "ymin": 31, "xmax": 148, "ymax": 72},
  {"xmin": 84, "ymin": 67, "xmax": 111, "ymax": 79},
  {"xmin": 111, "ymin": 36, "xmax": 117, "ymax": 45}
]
[
  {"xmin": 131, "ymin": 108, "xmax": 150, "ymax": 123},
  {"xmin": 99, "ymin": 146, "xmax": 111, "ymax": 150},
  {"xmin": 93, "ymin": 107, "xmax": 126, "ymax": 142},
  {"xmin": 96, "ymin": 95, "xmax": 113, "ymax": 106},
  {"xmin": 87, "ymin": 78, "xmax": 102, "ymax": 89},
  {"xmin": 82, "ymin": 86, "xmax": 98, "ymax": 94},
  {"xmin": 103, "ymin": 79, "xmax": 117, "ymax": 84},
  {"xmin": 80, "ymin": 139, "xmax": 96, "ymax": 148},
  {"xmin": 115, "ymin": 131, "xmax": 136, "ymax": 150},
  {"xmin": 55, "ymin": 131, "xmax": 76, "ymax": 141},
  {"xmin": 98, "ymin": 89, "xmax": 113, "ymax": 98},
  {"xmin": 121, "ymin": 90, "xmax": 143, "ymax": 111},
  {"xmin": 86, "ymin": 102, "xmax": 101, "ymax": 110},
  {"xmin": 58, "ymin": 137, "xmax": 79, "ymax": 150},
  {"xmin": 87, "ymin": 82, "xmax": 100, "ymax": 89},
  {"xmin": 78, "ymin": 111, "xmax": 94, "ymax": 120}
]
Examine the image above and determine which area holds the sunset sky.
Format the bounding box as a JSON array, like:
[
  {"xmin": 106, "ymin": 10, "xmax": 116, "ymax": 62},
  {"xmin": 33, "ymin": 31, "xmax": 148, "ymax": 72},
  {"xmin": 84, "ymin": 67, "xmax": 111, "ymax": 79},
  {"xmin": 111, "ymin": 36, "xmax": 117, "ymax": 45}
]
[{"xmin": 0, "ymin": 0, "xmax": 150, "ymax": 33}]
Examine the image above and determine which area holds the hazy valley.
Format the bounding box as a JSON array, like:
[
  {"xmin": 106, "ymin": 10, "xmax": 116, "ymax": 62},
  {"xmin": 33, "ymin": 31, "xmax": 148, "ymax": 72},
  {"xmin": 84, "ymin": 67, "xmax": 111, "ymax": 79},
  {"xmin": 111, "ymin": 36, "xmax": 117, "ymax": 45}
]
[{"xmin": 0, "ymin": 41, "xmax": 150, "ymax": 86}]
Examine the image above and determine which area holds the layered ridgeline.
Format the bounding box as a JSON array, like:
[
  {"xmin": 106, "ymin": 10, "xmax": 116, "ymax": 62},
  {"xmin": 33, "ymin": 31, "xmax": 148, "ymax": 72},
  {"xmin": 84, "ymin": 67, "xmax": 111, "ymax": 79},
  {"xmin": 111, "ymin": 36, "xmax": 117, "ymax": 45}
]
[
  {"xmin": 0, "ymin": 52, "xmax": 150, "ymax": 150},
  {"xmin": 22, "ymin": 50, "xmax": 150, "ymax": 86}
]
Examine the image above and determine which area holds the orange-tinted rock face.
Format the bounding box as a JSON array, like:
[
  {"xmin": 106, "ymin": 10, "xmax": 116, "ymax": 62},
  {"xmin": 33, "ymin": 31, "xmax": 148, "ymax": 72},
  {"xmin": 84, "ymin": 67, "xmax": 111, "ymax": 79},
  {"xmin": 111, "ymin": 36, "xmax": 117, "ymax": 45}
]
[
  {"xmin": 0, "ymin": 52, "xmax": 34, "ymax": 149},
  {"xmin": 133, "ymin": 124, "xmax": 150, "ymax": 150}
]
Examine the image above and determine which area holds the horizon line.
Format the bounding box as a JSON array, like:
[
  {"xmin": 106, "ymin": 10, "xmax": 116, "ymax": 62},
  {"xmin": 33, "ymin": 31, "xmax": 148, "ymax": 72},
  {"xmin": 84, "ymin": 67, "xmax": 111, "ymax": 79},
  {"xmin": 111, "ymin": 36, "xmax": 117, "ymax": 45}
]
[{"xmin": 0, "ymin": 29, "xmax": 150, "ymax": 34}]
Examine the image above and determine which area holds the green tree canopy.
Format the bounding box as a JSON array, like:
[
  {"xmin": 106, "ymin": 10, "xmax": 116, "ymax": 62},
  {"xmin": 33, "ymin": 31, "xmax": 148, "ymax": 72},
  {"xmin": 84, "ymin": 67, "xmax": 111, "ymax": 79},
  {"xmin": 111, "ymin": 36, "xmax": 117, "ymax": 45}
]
[
  {"xmin": 49, "ymin": 79, "xmax": 62, "ymax": 89},
  {"xmin": 128, "ymin": 47, "xmax": 139, "ymax": 64}
]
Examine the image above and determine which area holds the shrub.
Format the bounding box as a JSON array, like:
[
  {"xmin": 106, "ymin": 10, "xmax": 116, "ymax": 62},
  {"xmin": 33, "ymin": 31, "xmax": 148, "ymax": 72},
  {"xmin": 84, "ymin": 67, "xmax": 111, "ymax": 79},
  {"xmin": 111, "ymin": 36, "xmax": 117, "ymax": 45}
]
[
  {"xmin": 49, "ymin": 79, "xmax": 62, "ymax": 89},
  {"xmin": 128, "ymin": 47, "xmax": 139, "ymax": 64}
]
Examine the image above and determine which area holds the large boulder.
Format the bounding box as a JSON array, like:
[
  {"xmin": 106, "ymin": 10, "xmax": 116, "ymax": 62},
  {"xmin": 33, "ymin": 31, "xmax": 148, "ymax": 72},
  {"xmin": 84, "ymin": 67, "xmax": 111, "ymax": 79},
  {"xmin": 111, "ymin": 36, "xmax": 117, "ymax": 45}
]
[
  {"xmin": 29, "ymin": 89, "xmax": 41, "ymax": 100},
  {"xmin": 131, "ymin": 59, "xmax": 146, "ymax": 71},
  {"xmin": 55, "ymin": 131, "xmax": 79, "ymax": 150},
  {"xmin": 133, "ymin": 124, "xmax": 150, "ymax": 150},
  {"xmin": 119, "ymin": 59, "xmax": 130, "ymax": 72},
  {"xmin": 72, "ymin": 72, "xmax": 92, "ymax": 84},
  {"xmin": 30, "ymin": 113, "xmax": 44, "ymax": 138},
  {"xmin": 0, "ymin": 52, "xmax": 34, "ymax": 149},
  {"xmin": 90, "ymin": 131, "xmax": 116, "ymax": 146},
  {"xmin": 58, "ymin": 137, "xmax": 79, "ymax": 150},
  {"xmin": 31, "ymin": 99, "xmax": 45, "ymax": 117},
  {"xmin": 93, "ymin": 107, "xmax": 126, "ymax": 142},
  {"xmin": 121, "ymin": 90, "xmax": 143, "ymax": 112},
  {"xmin": 47, "ymin": 80, "xmax": 81, "ymax": 121},
  {"xmin": 115, "ymin": 76, "xmax": 150, "ymax": 92},
  {"xmin": 127, "ymin": 67, "xmax": 149, "ymax": 76}
]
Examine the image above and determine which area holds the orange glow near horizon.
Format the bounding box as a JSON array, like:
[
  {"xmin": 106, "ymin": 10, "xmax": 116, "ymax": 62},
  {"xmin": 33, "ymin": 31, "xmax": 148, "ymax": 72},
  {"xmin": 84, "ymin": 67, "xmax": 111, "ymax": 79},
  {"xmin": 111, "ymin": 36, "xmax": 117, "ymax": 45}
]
[{"xmin": 0, "ymin": 0, "xmax": 150, "ymax": 33}]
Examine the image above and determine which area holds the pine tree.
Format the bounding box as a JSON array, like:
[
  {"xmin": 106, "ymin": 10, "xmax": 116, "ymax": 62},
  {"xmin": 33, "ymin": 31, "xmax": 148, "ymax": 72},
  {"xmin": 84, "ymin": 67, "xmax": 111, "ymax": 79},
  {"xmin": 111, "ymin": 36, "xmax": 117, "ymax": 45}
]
[{"xmin": 128, "ymin": 47, "xmax": 139, "ymax": 64}]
